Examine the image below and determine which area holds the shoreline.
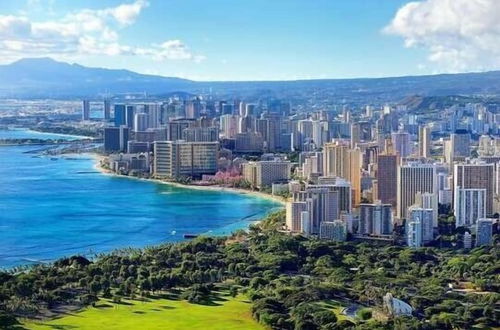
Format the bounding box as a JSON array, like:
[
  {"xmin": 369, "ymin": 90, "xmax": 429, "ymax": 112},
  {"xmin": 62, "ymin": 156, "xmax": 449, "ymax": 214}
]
[
  {"xmin": 27, "ymin": 128, "xmax": 95, "ymax": 140},
  {"xmin": 92, "ymin": 155, "xmax": 286, "ymax": 206},
  {"xmin": 0, "ymin": 127, "xmax": 94, "ymax": 141}
]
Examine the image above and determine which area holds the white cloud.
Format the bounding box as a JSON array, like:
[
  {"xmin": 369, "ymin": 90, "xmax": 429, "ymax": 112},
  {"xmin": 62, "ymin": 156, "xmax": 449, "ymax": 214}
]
[
  {"xmin": 384, "ymin": 0, "xmax": 500, "ymax": 72},
  {"xmin": 106, "ymin": 0, "xmax": 148, "ymax": 26},
  {"xmin": 0, "ymin": 0, "xmax": 205, "ymax": 63}
]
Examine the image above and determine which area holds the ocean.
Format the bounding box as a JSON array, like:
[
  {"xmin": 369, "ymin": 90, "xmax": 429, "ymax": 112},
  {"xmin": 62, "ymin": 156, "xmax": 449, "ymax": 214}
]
[{"xmin": 0, "ymin": 129, "xmax": 281, "ymax": 268}]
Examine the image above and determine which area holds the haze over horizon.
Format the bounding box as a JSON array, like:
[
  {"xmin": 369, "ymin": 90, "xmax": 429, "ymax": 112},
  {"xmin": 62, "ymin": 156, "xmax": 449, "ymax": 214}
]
[{"xmin": 1, "ymin": 0, "xmax": 500, "ymax": 81}]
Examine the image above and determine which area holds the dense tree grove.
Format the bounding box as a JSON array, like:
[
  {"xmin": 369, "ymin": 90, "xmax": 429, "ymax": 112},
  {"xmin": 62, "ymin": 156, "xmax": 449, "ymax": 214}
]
[{"xmin": 0, "ymin": 211, "xmax": 498, "ymax": 329}]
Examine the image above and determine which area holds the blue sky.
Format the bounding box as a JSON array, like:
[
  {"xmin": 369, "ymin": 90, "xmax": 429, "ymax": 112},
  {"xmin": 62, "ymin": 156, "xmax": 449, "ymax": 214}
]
[{"xmin": 0, "ymin": 0, "xmax": 497, "ymax": 80}]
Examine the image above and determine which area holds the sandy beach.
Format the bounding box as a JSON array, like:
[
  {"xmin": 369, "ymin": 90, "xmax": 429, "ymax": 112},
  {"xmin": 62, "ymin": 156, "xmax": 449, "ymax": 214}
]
[{"xmin": 92, "ymin": 154, "xmax": 287, "ymax": 206}]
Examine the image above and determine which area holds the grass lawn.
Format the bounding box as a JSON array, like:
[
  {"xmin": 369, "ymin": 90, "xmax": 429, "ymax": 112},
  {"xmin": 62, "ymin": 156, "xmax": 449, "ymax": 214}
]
[
  {"xmin": 23, "ymin": 293, "xmax": 263, "ymax": 330},
  {"xmin": 316, "ymin": 299, "xmax": 354, "ymax": 322}
]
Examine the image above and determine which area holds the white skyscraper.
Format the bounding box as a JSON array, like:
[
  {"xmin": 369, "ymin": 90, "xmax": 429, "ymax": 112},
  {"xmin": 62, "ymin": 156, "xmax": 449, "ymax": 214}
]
[
  {"xmin": 407, "ymin": 207, "xmax": 434, "ymax": 243},
  {"xmin": 407, "ymin": 217, "xmax": 422, "ymax": 248},
  {"xmin": 454, "ymin": 188, "xmax": 486, "ymax": 227}
]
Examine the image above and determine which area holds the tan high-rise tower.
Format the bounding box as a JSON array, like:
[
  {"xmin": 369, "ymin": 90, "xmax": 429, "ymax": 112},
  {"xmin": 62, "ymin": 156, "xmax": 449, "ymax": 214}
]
[
  {"xmin": 419, "ymin": 126, "xmax": 431, "ymax": 158},
  {"xmin": 323, "ymin": 140, "xmax": 362, "ymax": 206}
]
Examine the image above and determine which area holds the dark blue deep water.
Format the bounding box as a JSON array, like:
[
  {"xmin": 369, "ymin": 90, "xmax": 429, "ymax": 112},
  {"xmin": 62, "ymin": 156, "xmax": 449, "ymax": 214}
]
[{"xmin": 0, "ymin": 130, "xmax": 281, "ymax": 268}]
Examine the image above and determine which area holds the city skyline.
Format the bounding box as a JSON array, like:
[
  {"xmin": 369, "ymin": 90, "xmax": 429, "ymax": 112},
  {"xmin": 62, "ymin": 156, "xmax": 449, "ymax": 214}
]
[{"xmin": 1, "ymin": 0, "xmax": 500, "ymax": 80}]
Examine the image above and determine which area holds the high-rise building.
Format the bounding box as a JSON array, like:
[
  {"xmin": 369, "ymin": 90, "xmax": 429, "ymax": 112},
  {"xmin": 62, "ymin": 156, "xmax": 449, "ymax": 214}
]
[
  {"xmin": 415, "ymin": 192, "xmax": 439, "ymax": 227},
  {"xmin": 407, "ymin": 206, "xmax": 434, "ymax": 243},
  {"xmin": 235, "ymin": 132, "xmax": 264, "ymax": 153},
  {"xmin": 168, "ymin": 119, "xmax": 194, "ymax": 141},
  {"xmin": 134, "ymin": 113, "xmax": 148, "ymax": 132},
  {"xmin": 312, "ymin": 178, "xmax": 352, "ymax": 213},
  {"xmin": 359, "ymin": 201, "xmax": 393, "ymax": 235},
  {"xmin": 220, "ymin": 114, "xmax": 239, "ymax": 139},
  {"xmin": 144, "ymin": 103, "xmax": 161, "ymax": 129},
  {"xmin": 153, "ymin": 141, "xmax": 219, "ymax": 178},
  {"xmin": 104, "ymin": 127, "xmax": 120, "ymax": 152},
  {"xmin": 319, "ymin": 220, "xmax": 347, "ymax": 241},
  {"xmin": 454, "ymin": 163, "xmax": 495, "ymax": 216},
  {"xmin": 454, "ymin": 188, "xmax": 486, "ymax": 227},
  {"xmin": 475, "ymin": 218, "xmax": 493, "ymax": 246},
  {"xmin": 397, "ymin": 163, "xmax": 437, "ymax": 220},
  {"xmin": 291, "ymin": 186, "xmax": 339, "ymax": 234},
  {"xmin": 242, "ymin": 161, "xmax": 291, "ymax": 188},
  {"xmin": 376, "ymin": 154, "xmax": 399, "ymax": 207},
  {"xmin": 125, "ymin": 105, "xmax": 135, "ymax": 129},
  {"xmin": 323, "ymin": 141, "xmax": 362, "ymax": 206},
  {"xmin": 82, "ymin": 100, "xmax": 90, "ymax": 121},
  {"xmin": 419, "ymin": 126, "xmax": 431, "ymax": 158},
  {"xmin": 391, "ymin": 131, "xmax": 411, "ymax": 157},
  {"xmin": 407, "ymin": 217, "xmax": 422, "ymax": 248},
  {"xmin": 286, "ymin": 201, "xmax": 307, "ymax": 232},
  {"xmin": 104, "ymin": 99, "xmax": 111, "ymax": 120},
  {"xmin": 301, "ymin": 211, "xmax": 311, "ymax": 235},
  {"xmin": 451, "ymin": 129, "xmax": 471, "ymax": 158},
  {"xmin": 245, "ymin": 104, "xmax": 256, "ymax": 117},
  {"xmin": 182, "ymin": 127, "xmax": 219, "ymax": 142},
  {"xmin": 185, "ymin": 98, "xmax": 201, "ymax": 119},
  {"xmin": 114, "ymin": 104, "xmax": 126, "ymax": 127},
  {"xmin": 119, "ymin": 126, "xmax": 130, "ymax": 152}
]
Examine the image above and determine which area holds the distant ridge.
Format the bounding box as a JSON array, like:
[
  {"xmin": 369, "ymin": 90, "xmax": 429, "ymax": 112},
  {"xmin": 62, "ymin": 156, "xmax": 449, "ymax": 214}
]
[
  {"xmin": 2, "ymin": 57, "xmax": 500, "ymax": 100},
  {"xmin": 0, "ymin": 57, "xmax": 194, "ymax": 98}
]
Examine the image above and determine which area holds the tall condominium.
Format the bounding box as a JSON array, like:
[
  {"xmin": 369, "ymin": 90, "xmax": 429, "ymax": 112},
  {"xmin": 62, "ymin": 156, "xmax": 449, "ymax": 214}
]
[
  {"xmin": 391, "ymin": 131, "xmax": 411, "ymax": 158},
  {"xmin": 407, "ymin": 206, "xmax": 434, "ymax": 245},
  {"xmin": 286, "ymin": 201, "xmax": 307, "ymax": 232},
  {"xmin": 104, "ymin": 99, "xmax": 111, "ymax": 120},
  {"xmin": 104, "ymin": 126, "xmax": 129, "ymax": 152},
  {"xmin": 359, "ymin": 201, "xmax": 393, "ymax": 236},
  {"xmin": 406, "ymin": 217, "xmax": 422, "ymax": 248},
  {"xmin": 134, "ymin": 113, "xmax": 148, "ymax": 132},
  {"xmin": 453, "ymin": 163, "xmax": 495, "ymax": 216},
  {"xmin": 376, "ymin": 154, "xmax": 399, "ymax": 207},
  {"xmin": 242, "ymin": 160, "xmax": 291, "ymax": 188},
  {"xmin": 82, "ymin": 100, "xmax": 90, "ymax": 121},
  {"xmin": 319, "ymin": 220, "xmax": 347, "ymax": 241},
  {"xmin": 125, "ymin": 105, "xmax": 135, "ymax": 129},
  {"xmin": 144, "ymin": 103, "xmax": 161, "ymax": 129},
  {"xmin": 301, "ymin": 153, "xmax": 323, "ymax": 181},
  {"xmin": 397, "ymin": 163, "xmax": 438, "ymax": 220},
  {"xmin": 451, "ymin": 129, "xmax": 471, "ymax": 158},
  {"xmin": 114, "ymin": 104, "xmax": 126, "ymax": 127},
  {"xmin": 418, "ymin": 126, "xmax": 431, "ymax": 158},
  {"xmin": 220, "ymin": 114, "xmax": 238, "ymax": 139},
  {"xmin": 323, "ymin": 141, "xmax": 362, "ymax": 206},
  {"xmin": 185, "ymin": 98, "xmax": 201, "ymax": 119},
  {"xmin": 153, "ymin": 141, "xmax": 219, "ymax": 178},
  {"xmin": 454, "ymin": 188, "xmax": 486, "ymax": 227},
  {"xmin": 291, "ymin": 186, "xmax": 339, "ymax": 234},
  {"xmin": 311, "ymin": 178, "xmax": 352, "ymax": 213},
  {"xmin": 415, "ymin": 192, "xmax": 439, "ymax": 227},
  {"xmin": 168, "ymin": 119, "xmax": 194, "ymax": 141},
  {"xmin": 475, "ymin": 218, "xmax": 493, "ymax": 246},
  {"xmin": 235, "ymin": 132, "xmax": 264, "ymax": 153},
  {"xmin": 182, "ymin": 127, "xmax": 219, "ymax": 142}
]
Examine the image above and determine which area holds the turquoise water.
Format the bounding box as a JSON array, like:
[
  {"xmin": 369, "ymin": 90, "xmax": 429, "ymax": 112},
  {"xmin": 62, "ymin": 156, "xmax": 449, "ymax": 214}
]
[{"xmin": 0, "ymin": 130, "xmax": 281, "ymax": 268}]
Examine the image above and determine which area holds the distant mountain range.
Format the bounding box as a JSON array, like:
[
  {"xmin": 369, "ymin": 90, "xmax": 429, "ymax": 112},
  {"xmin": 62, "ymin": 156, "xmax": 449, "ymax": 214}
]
[{"xmin": 2, "ymin": 57, "xmax": 500, "ymax": 102}]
